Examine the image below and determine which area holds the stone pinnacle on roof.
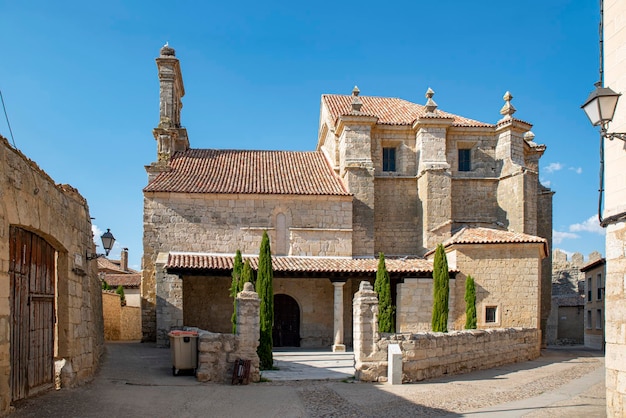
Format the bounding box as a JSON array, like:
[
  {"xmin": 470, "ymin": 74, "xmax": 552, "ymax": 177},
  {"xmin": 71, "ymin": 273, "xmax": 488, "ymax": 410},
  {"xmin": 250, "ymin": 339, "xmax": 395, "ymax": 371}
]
[
  {"xmin": 424, "ymin": 87, "xmax": 438, "ymax": 115},
  {"xmin": 524, "ymin": 131, "xmax": 535, "ymax": 142},
  {"xmin": 160, "ymin": 42, "xmax": 176, "ymax": 57},
  {"xmin": 351, "ymin": 86, "xmax": 363, "ymax": 112},
  {"xmin": 499, "ymin": 91, "xmax": 516, "ymax": 119}
]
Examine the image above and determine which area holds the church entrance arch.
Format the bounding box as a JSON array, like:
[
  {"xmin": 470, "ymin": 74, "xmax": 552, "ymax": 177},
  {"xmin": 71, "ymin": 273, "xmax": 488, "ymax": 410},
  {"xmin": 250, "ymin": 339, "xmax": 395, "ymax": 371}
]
[{"xmin": 273, "ymin": 294, "xmax": 300, "ymax": 347}]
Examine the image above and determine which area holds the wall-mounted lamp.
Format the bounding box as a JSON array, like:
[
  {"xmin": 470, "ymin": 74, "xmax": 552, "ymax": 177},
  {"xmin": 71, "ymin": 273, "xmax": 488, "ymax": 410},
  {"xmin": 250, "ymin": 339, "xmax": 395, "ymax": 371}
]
[
  {"xmin": 581, "ymin": 82, "xmax": 626, "ymax": 140},
  {"xmin": 86, "ymin": 228, "xmax": 116, "ymax": 260}
]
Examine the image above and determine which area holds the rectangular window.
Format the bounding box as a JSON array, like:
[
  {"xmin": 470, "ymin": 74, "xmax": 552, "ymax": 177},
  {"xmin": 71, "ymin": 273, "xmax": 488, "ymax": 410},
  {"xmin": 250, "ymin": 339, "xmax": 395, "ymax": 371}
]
[
  {"xmin": 597, "ymin": 273, "xmax": 602, "ymax": 300},
  {"xmin": 587, "ymin": 310, "xmax": 592, "ymax": 329},
  {"xmin": 587, "ymin": 277, "xmax": 592, "ymax": 302},
  {"xmin": 596, "ymin": 309, "xmax": 602, "ymax": 329},
  {"xmin": 458, "ymin": 149, "xmax": 471, "ymax": 172},
  {"xmin": 383, "ymin": 147, "xmax": 396, "ymax": 172},
  {"xmin": 485, "ymin": 306, "xmax": 497, "ymax": 323}
]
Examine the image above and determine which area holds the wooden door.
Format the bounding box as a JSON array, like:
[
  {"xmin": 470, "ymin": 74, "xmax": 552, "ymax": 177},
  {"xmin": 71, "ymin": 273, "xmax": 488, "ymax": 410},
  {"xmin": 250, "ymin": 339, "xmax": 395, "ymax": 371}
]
[
  {"xmin": 273, "ymin": 294, "xmax": 300, "ymax": 347},
  {"xmin": 9, "ymin": 227, "xmax": 56, "ymax": 401}
]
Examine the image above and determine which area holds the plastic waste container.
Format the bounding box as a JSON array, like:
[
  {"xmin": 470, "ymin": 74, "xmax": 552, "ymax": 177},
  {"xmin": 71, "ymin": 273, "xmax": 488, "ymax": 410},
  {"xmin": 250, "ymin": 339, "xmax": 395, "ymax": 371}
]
[{"xmin": 168, "ymin": 330, "xmax": 198, "ymax": 376}]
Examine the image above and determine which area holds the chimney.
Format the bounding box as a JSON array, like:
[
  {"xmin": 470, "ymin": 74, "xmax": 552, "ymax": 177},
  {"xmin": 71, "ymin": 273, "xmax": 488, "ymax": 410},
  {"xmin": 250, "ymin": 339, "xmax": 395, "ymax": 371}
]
[{"xmin": 121, "ymin": 248, "xmax": 128, "ymax": 272}]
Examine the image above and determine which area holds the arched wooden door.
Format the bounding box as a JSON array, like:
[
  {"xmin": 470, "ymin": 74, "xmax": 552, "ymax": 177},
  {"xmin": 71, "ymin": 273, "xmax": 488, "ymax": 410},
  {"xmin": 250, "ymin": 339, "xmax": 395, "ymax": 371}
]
[{"xmin": 273, "ymin": 294, "xmax": 300, "ymax": 347}]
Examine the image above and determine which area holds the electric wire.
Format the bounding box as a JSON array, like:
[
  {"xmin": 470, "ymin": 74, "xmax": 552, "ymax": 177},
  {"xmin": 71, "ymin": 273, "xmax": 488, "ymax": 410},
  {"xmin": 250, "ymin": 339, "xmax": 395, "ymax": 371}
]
[{"xmin": 0, "ymin": 89, "xmax": 16, "ymax": 148}]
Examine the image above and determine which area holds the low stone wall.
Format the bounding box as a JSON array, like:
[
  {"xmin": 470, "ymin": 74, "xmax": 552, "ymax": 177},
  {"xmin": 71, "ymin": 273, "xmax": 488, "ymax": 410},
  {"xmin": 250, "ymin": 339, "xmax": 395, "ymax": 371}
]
[
  {"xmin": 353, "ymin": 281, "xmax": 540, "ymax": 383},
  {"xmin": 356, "ymin": 328, "xmax": 540, "ymax": 382},
  {"xmin": 189, "ymin": 282, "xmax": 260, "ymax": 383}
]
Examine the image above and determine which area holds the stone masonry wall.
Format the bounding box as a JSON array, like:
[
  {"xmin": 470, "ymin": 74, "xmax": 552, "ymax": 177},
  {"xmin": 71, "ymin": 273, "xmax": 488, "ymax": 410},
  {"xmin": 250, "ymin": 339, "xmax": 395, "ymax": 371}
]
[
  {"xmin": 194, "ymin": 283, "xmax": 260, "ymax": 383},
  {"xmin": 0, "ymin": 136, "xmax": 103, "ymax": 413},
  {"xmin": 451, "ymin": 243, "xmax": 543, "ymax": 330},
  {"xmin": 374, "ymin": 178, "xmax": 419, "ymax": 256},
  {"xmin": 102, "ymin": 292, "xmax": 142, "ymax": 341},
  {"xmin": 395, "ymin": 278, "xmax": 457, "ymax": 332},
  {"xmin": 142, "ymin": 192, "xmax": 352, "ymax": 341}
]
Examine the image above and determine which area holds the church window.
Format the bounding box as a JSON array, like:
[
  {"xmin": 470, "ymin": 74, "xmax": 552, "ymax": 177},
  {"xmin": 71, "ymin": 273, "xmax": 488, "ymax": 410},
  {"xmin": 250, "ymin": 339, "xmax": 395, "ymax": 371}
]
[
  {"xmin": 383, "ymin": 147, "xmax": 396, "ymax": 172},
  {"xmin": 485, "ymin": 306, "xmax": 497, "ymax": 323},
  {"xmin": 458, "ymin": 149, "xmax": 471, "ymax": 171}
]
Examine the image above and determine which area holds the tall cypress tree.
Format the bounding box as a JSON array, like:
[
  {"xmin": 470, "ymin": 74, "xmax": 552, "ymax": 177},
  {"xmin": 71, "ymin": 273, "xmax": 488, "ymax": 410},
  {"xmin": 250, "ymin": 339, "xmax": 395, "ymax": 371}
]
[
  {"xmin": 256, "ymin": 231, "xmax": 274, "ymax": 370},
  {"xmin": 374, "ymin": 252, "xmax": 395, "ymax": 333},
  {"xmin": 230, "ymin": 250, "xmax": 244, "ymax": 334},
  {"xmin": 464, "ymin": 275, "xmax": 477, "ymax": 329},
  {"xmin": 431, "ymin": 244, "xmax": 450, "ymax": 332}
]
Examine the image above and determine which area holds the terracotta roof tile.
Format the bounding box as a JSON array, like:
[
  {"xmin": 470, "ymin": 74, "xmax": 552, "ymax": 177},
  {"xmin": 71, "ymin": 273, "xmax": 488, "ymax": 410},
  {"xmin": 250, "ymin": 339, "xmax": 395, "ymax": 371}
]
[
  {"xmin": 103, "ymin": 273, "xmax": 141, "ymax": 288},
  {"xmin": 97, "ymin": 257, "xmax": 139, "ymax": 274},
  {"xmin": 428, "ymin": 226, "xmax": 548, "ymax": 257},
  {"xmin": 144, "ymin": 149, "xmax": 350, "ymax": 195},
  {"xmin": 323, "ymin": 94, "xmax": 493, "ymax": 128},
  {"xmin": 165, "ymin": 253, "xmax": 439, "ymax": 275}
]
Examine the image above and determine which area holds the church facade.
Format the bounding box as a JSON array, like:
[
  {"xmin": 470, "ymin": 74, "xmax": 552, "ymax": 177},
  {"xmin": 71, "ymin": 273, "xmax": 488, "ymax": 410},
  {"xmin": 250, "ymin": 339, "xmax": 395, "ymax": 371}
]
[{"xmin": 141, "ymin": 45, "xmax": 552, "ymax": 348}]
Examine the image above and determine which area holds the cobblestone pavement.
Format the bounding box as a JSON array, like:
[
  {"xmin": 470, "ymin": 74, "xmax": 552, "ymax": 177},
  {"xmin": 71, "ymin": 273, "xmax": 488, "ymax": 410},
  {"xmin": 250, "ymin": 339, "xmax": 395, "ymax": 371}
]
[{"xmin": 10, "ymin": 343, "xmax": 605, "ymax": 417}]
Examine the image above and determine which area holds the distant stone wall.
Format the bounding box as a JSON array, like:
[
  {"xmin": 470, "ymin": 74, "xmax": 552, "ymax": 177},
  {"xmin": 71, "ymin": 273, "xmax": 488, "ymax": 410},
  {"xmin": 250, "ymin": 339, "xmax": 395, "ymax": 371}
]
[
  {"xmin": 0, "ymin": 136, "xmax": 103, "ymax": 413},
  {"xmin": 102, "ymin": 292, "xmax": 141, "ymax": 341},
  {"xmin": 193, "ymin": 283, "xmax": 260, "ymax": 383},
  {"xmin": 353, "ymin": 281, "xmax": 540, "ymax": 383}
]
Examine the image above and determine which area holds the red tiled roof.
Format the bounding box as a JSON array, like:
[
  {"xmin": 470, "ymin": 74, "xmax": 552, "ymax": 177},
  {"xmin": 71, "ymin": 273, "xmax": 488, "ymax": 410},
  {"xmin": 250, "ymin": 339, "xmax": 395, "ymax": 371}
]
[
  {"xmin": 97, "ymin": 257, "xmax": 139, "ymax": 274},
  {"xmin": 322, "ymin": 94, "xmax": 493, "ymax": 128},
  {"xmin": 428, "ymin": 226, "xmax": 548, "ymax": 257},
  {"xmin": 580, "ymin": 257, "xmax": 606, "ymax": 272},
  {"xmin": 144, "ymin": 149, "xmax": 350, "ymax": 195},
  {"xmin": 103, "ymin": 273, "xmax": 141, "ymax": 288},
  {"xmin": 165, "ymin": 253, "xmax": 439, "ymax": 275}
]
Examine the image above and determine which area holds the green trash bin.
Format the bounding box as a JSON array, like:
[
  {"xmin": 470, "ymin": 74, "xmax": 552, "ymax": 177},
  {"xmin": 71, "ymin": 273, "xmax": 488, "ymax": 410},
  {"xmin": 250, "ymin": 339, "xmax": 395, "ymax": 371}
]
[{"xmin": 168, "ymin": 330, "xmax": 198, "ymax": 376}]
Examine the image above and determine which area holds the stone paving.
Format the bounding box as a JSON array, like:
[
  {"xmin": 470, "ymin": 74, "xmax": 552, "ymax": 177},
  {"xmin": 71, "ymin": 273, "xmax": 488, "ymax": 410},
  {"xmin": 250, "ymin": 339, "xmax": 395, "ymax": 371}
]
[{"xmin": 9, "ymin": 343, "xmax": 606, "ymax": 417}]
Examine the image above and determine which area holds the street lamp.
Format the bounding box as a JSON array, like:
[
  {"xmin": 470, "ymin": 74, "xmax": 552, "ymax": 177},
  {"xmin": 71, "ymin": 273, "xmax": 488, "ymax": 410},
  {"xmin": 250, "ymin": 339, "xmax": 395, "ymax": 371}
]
[
  {"xmin": 581, "ymin": 82, "xmax": 626, "ymax": 140},
  {"xmin": 86, "ymin": 228, "xmax": 116, "ymax": 260}
]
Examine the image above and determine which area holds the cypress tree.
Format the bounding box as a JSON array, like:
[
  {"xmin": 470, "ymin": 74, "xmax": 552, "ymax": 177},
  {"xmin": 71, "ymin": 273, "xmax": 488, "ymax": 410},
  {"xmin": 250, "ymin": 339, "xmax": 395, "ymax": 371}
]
[
  {"xmin": 230, "ymin": 250, "xmax": 244, "ymax": 333},
  {"xmin": 242, "ymin": 259, "xmax": 254, "ymax": 287},
  {"xmin": 115, "ymin": 285, "xmax": 126, "ymax": 306},
  {"xmin": 464, "ymin": 275, "xmax": 477, "ymax": 329},
  {"xmin": 256, "ymin": 231, "xmax": 274, "ymax": 370},
  {"xmin": 431, "ymin": 244, "xmax": 450, "ymax": 332},
  {"xmin": 374, "ymin": 252, "xmax": 395, "ymax": 333}
]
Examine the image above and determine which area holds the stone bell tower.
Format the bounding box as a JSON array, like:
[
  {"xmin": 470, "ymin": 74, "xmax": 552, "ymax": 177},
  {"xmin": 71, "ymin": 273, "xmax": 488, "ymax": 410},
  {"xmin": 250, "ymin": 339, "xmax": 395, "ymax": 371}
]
[{"xmin": 146, "ymin": 43, "xmax": 189, "ymax": 182}]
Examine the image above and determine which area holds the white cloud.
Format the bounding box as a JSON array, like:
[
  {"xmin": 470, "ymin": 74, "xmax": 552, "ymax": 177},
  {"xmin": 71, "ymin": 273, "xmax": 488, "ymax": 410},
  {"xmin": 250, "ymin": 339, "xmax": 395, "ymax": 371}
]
[
  {"xmin": 540, "ymin": 178, "xmax": 551, "ymax": 187},
  {"xmin": 553, "ymin": 230, "xmax": 579, "ymax": 244},
  {"xmin": 544, "ymin": 162, "xmax": 563, "ymax": 173},
  {"xmin": 569, "ymin": 215, "xmax": 605, "ymax": 235},
  {"xmin": 568, "ymin": 166, "xmax": 583, "ymax": 174},
  {"xmin": 92, "ymin": 224, "xmax": 103, "ymax": 244}
]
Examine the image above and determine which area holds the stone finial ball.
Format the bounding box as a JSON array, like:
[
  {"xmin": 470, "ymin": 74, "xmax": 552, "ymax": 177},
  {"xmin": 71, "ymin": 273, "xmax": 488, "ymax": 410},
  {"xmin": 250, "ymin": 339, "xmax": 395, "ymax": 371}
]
[{"xmin": 243, "ymin": 282, "xmax": 255, "ymax": 292}]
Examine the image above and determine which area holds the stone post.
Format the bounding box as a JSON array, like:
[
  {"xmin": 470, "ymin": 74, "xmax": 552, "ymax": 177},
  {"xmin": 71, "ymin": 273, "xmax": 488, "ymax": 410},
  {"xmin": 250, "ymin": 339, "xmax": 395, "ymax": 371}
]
[
  {"xmin": 236, "ymin": 282, "xmax": 261, "ymax": 382},
  {"xmin": 332, "ymin": 281, "xmax": 346, "ymax": 352},
  {"xmin": 353, "ymin": 281, "xmax": 378, "ymax": 363}
]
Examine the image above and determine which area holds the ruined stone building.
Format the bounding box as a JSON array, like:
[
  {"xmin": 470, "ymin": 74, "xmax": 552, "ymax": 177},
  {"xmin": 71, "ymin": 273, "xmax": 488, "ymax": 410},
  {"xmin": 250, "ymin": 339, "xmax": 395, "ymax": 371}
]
[
  {"xmin": 141, "ymin": 45, "xmax": 553, "ymax": 349},
  {"xmin": 0, "ymin": 135, "xmax": 104, "ymax": 414},
  {"xmin": 546, "ymin": 249, "xmax": 603, "ymax": 346}
]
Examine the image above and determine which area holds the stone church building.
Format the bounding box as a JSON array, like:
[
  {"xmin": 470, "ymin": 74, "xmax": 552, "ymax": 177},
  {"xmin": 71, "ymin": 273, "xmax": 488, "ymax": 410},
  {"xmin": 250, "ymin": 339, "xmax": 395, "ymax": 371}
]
[{"xmin": 141, "ymin": 45, "xmax": 553, "ymax": 349}]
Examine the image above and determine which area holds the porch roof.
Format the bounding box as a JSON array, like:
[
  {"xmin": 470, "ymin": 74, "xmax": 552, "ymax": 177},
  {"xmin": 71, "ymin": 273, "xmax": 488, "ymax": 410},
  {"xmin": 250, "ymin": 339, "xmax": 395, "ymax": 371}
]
[{"xmin": 163, "ymin": 252, "xmax": 448, "ymax": 279}]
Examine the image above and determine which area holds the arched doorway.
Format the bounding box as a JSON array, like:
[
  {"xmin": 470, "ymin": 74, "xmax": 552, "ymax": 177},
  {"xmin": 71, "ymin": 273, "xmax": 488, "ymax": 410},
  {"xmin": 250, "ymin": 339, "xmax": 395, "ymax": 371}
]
[{"xmin": 273, "ymin": 294, "xmax": 300, "ymax": 347}]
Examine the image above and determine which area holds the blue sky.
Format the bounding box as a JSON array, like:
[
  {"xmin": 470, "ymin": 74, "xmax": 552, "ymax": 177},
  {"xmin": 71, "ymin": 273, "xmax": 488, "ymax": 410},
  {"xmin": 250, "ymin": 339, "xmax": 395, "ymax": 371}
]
[{"xmin": 0, "ymin": 1, "xmax": 605, "ymax": 270}]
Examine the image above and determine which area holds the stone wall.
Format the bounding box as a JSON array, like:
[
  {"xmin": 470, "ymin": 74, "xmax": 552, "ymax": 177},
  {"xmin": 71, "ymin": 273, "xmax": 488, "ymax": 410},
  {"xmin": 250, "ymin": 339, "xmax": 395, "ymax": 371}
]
[
  {"xmin": 0, "ymin": 136, "xmax": 103, "ymax": 413},
  {"xmin": 142, "ymin": 192, "xmax": 352, "ymax": 341},
  {"xmin": 396, "ymin": 278, "xmax": 457, "ymax": 332},
  {"xmin": 374, "ymin": 178, "xmax": 419, "ymax": 256},
  {"xmin": 102, "ymin": 292, "xmax": 142, "ymax": 341},
  {"xmin": 353, "ymin": 281, "xmax": 540, "ymax": 382},
  {"xmin": 194, "ymin": 283, "xmax": 260, "ymax": 383},
  {"xmin": 450, "ymin": 243, "xmax": 543, "ymax": 330}
]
